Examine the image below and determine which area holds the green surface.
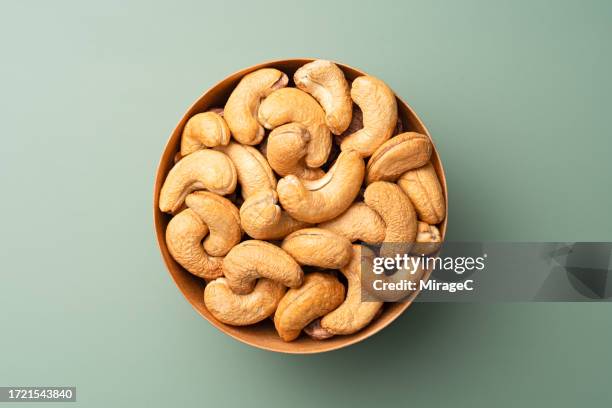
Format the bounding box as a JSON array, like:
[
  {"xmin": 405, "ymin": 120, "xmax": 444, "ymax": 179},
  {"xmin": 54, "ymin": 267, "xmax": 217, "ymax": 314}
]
[{"xmin": 1, "ymin": 0, "xmax": 611, "ymax": 406}]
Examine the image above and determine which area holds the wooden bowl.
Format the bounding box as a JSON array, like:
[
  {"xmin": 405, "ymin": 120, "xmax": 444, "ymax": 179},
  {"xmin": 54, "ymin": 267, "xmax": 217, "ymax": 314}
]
[{"xmin": 153, "ymin": 58, "xmax": 448, "ymax": 354}]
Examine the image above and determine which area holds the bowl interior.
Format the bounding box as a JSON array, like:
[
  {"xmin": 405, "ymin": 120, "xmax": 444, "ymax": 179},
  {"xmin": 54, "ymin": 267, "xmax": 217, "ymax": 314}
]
[{"xmin": 153, "ymin": 59, "xmax": 448, "ymax": 354}]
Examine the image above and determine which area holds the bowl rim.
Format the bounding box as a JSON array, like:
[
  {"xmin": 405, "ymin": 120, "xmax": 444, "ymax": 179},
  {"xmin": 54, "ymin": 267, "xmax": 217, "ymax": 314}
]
[{"xmin": 153, "ymin": 58, "xmax": 448, "ymax": 354}]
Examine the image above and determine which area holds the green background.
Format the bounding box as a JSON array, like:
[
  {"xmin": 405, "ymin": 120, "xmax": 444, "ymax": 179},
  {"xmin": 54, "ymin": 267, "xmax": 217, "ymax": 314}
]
[{"xmin": 1, "ymin": 0, "xmax": 611, "ymax": 406}]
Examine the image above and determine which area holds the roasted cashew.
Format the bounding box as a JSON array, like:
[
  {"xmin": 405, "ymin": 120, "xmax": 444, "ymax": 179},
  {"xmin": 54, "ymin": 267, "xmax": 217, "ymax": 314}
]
[
  {"xmin": 223, "ymin": 240, "xmax": 303, "ymax": 294},
  {"xmin": 224, "ymin": 68, "xmax": 288, "ymax": 145},
  {"xmin": 159, "ymin": 149, "xmax": 237, "ymax": 214},
  {"xmin": 274, "ymin": 272, "xmax": 345, "ymax": 342},
  {"xmin": 319, "ymin": 245, "xmax": 383, "ymax": 335},
  {"xmin": 294, "ymin": 60, "xmax": 352, "ymax": 135},
  {"xmin": 214, "ymin": 141, "xmax": 276, "ymax": 200},
  {"xmin": 276, "ymin": 150, "xmax": 365, "ymax": 223},
  {"xmin": 397, "ymin": 162, "xmax": 446, "ymax": 224},
  {"xmin": 281, "ymin": 228, "xmax": 352, "ymax": 269},
  {"xmin": 266, "ymin": 123, "xmax": 325, "ymax": 180},
  {"xmin": 340, "ymin": 75, "xmax": 397, "ymax": 157},
  {"xmin": 318, "ymin": 202, "xmax": 386, "ymax": 244},
  {"xmin": 258, "ymin": 87, "xmax": 331, "ymax": 168},
  {"xmin": 239, "ymin": 190, "xmax": 309, "ymax": 240},
  {"xmin": 185, "ymin": 191, "xmax": 241, "ymax": 257},
  {"xmin": 204, "ymin": 278, "xmax": 285, "ymax": 326},
  {"xmin": 411, "ymin": 221, "xmax": 442, "ymax": 256},
  {"xmin": 364, "ymin": 181, "xmax": 417, "ymax": 245},
  {"xmin": 180, "ymin": 111, "xmax": 230, "ymax": 155},
  {"xmin": 366, "ymin": 132, "xmax": 432, "ymax": 183},
  {"xmin": 165, "ymin": 209, "xmax": 223, "ymax": 279}
]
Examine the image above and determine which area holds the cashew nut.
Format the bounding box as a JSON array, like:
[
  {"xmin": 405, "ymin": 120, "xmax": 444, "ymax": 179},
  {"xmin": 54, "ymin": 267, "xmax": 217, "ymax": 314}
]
[
  {"xmin": 294, "ymin": 60, "xmax": 352, "ymax": 135},
  {"xmin": 318, "ymin": 202, "xmax": 386, "ymax": 243},
  {"xmin": 397, "ymin": 162, "xmax": 446, "ymax": 224},
  {"xmin": 204, "ymin": 278, "xmax": 285, "ymax": 326},
  {"xmin": 277, "ymin": 150, "xmax": 365, "ymax": 223},
  {"xmin": 185, "ymin": 191, "xmax": 241, "ymax": 257},
  {"xmin": 159, "ymin": 149, "xmax": 237, "ymax": 214},
  {"xmin": 224, "ymin": 68, "xmax": 288, "ymax": 145},
  {"xmin": 266, "ymin": 123, "xmax": 325, "ymax": 180},
  {"xmin": 274, "ymin": 272, "xmax": 345, "ymax": 342},
  {"xmin": 258, "ymin": 87, "xmax": 331, "ymax": 168},
  {"xmin": 366, "ymin": 132, "xmax": 432, "ymax": 183},
  {"xmin": 214, "ymin": 141, "xmax": 276, "ymax": 200},
  {"xmin": 165, "ymin": 209, "xmax": 223, "ymax": 279},
  {"xmin": 364, "ymin": 181, "xmax": 417, "ymax": 244},
  {"xmin": 223, "ymin": 240, "xmax": 303, "ymax": 294},
  {"xmin": 281, "ymin": 228, "xmax": 352, "ymax": 269},
  {"xmin": 340, "ymin": 75, "xmax": 398, "ymax": 157},
  {"xmin": 180, "ymin": 111, "xmax": 230, "ymax": 155},
  {"xmin": 239, "ymin": 190, "xmax": 309, "ymax": 240},
  {"xmin": 411, "ymin": 221, "xmax": 442, "ymax": 255},
  {"xmin": 319, "ymin": 245, "xmax": 383, "ymax": 335}
]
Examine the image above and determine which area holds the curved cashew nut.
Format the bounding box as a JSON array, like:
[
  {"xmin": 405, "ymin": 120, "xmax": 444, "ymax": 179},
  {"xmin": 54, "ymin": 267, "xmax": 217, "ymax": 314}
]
[
  {"xmin": 277, "ymin": 150, "xmax": 365, "ymax": 223},
  {"xmin": 204, "ymin": 278, "xmax": 285, "ymax": 326},
  {"xmin": 364, "ymin": 181, "xmax": 417, "ymax": 245},
  {"xmin": 223, "ymin": 240, "xmax": 303, "ymax": 294},
  {"xmin": 185, "ymin": 191, "xmax": 241, "ymax": 257},
  {"xmin": 294, "ymin": 60, "xmax": 352, "ymax": 135},
  {"xmin": 319, "ymin": 245, "xmax": 383, "ymax": 335},
  {"xmin": 366, "ymin": 132, "xmax": 432, "ymax": 183},
  {"xmin": 214, "ymin": 141, "xmax": 276, "ymax": 200},
  {"xmin": 266, "ymin": 123, "xmax": 325, "ymax": 180},
  {"xmin": 281, "ymin": 228, "xmax": 352, "ymax": 269},
  {"xmin": 340, "ymin": 75, "xmax": 397, "ymax": 157},
  {"xmin": 159, "ymin": 149, "xmax": 237, "ymax": 214},
  {"xmin": 397, "ymin": 162, "xmax": 446, "ymax": 224},
  {"xmin": 165, "ymin": 209, "xmax": 223, "ymax": 279},
  {"xmin": 411, "ymin": 222, "xmax": 442, "ymax": 256},
  {"xmin": 239, "ymin": 190, "xmax": 309, "ymax": 240},
  {"xmin": 258, "ymin": 87, "xmax": 331, "ymax": 168},
  {"xmin": 224, "ymin": 68, "xmax": 288, "ymax": 145},
  {"xmin": 318, "ymin": 202, "xmax": 386, "ymax": 243},
  {"xmin": 180, "ymin": 112, "xmax": 230, "ymax": 155},
  {"xmin": 274, "ymin": 272, "xmax": 345, "ymax": 342}
]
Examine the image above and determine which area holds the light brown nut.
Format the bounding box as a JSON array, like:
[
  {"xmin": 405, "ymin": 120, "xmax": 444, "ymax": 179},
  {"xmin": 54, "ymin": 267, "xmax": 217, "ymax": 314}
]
[
  {"xmin": 318, "ymin": 202, "xmax": 386, "ymax": 244},
  {"xmin": 204, "ymin": 278, "xmax": 285, "ymax": 326},
  {"xmin": 214, "ymin": 141, "xmax": 276, "ymax": 200},
  {"xmin": 165, "ymin": 209, "xmax": 223, "ymax": 279},
  {"xmin": 224, "ymin": 68, "xmax": 288, "ymax": 145},
  {"xmin": 159, "ymin": 149, "xmax": 237, "ymax": 214},
  {"xmin": 266, "ymin": 123, "xmax": 325, "ymax": 180},
  {"xmin": 364, "ymin": 181, "xmax": 417, "ymax": 244},
  {"xmin": 239, "ymin": 190, "xmax": 309, "ymax": 240},
  {"xmin": 281, "ymin": 228, "xmax": 352, "ymax": 269},
  {"xmin": 294, "ymin": 60, "xmax": 352, "ymax": 135},
  {"xmin": 274, "ymin": 272, "xmax": 345, "ymax": 342},
  {"xmin": 223, "ymin": 240, "xmax": 303, "ymax": 294},
  {"xmin": 411, "ymin": 222, "xmax": 442, "ymax": 255},
  {"xmin": 340, "ymin": 75, "xmax": 397, "ymax": 157},
  {"xmin": 258, "ymin": 87, "xmax": 331, "ymax": 168},
  {"xmin": 320, "ymin": 245, "xmax": 383, "ymax": 335},
  {"xmin": 180, "ymin": 112, "xmax": 231, "ymax": 155},
  {"xmin": 397, "ymin": 162, "xmax": 446, "ymax": 224},
  {"xmin": 366, "ymin": 132, "xmax": 432, "ymax": 183},
  {"xmin": 185, "ymin": 191, "xmax": 241, "ymax": 257},
  {"xmin": 277, "ymin": 150, "xmax": 365, "ymax": 223}
]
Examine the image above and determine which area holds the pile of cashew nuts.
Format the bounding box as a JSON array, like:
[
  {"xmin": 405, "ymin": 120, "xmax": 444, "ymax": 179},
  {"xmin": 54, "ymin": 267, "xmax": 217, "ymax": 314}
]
[{"xmin": 159, "ymin": 60, "xmax": 446, "ymax": 342}]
